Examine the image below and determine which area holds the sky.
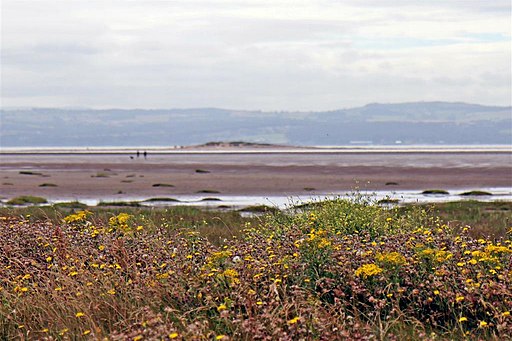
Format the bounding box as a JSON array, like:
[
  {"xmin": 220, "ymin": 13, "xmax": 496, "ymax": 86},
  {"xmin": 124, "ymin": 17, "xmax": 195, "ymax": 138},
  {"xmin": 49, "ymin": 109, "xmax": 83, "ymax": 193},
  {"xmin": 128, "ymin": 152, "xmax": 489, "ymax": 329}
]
[{"xmin": 1, "ymin": 0, "xmax": 511, "ymax": 111}]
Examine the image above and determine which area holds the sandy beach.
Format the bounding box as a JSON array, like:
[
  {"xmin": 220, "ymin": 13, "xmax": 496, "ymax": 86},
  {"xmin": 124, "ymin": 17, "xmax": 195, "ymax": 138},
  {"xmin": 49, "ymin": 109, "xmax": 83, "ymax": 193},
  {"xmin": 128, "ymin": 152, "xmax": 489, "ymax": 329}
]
[{"xmin": 1, "ymin": 148, "xmax": 511, "ymax": 202}]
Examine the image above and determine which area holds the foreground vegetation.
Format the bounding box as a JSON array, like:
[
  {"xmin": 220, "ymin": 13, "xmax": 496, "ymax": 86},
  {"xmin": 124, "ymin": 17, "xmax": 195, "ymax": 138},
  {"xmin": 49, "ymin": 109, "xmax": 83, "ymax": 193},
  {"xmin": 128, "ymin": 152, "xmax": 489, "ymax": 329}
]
[{"xmin": 0, "ymin": 199, "xmax": 511, "ymax": 339}]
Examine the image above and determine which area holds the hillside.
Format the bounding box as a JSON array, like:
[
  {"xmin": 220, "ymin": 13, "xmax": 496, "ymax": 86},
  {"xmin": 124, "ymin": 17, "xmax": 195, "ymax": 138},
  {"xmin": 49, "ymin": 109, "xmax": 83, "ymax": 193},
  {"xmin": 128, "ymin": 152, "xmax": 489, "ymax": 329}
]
[{"xmin": 1, "ymin": 102, "xmax": 510, "ymax": 147}]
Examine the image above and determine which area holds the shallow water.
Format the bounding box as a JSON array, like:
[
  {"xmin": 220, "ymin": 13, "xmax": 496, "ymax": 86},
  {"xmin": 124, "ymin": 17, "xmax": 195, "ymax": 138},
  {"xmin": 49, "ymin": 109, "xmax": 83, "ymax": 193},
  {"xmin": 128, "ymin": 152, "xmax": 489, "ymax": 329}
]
[{"xmin": 45, "ymin": 187, "xmax": 511, "ymax": 210}]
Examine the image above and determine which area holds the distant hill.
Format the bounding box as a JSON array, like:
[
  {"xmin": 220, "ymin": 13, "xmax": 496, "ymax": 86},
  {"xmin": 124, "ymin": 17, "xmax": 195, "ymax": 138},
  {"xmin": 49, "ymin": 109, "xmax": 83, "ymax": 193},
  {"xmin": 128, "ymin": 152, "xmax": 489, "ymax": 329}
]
[{"xmin": 1, "ymin": 102, "xmax": 510, "ymax": 147}]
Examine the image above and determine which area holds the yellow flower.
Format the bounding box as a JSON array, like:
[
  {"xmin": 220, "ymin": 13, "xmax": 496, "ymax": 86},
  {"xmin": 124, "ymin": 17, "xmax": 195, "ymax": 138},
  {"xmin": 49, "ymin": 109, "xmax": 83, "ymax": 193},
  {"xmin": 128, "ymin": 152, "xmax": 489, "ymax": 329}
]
[
  {"xmin": 479, "ymin": 321, "xmax": 488, "ymax": 328},
  {"xmin": 355, "ymin": 263, "xmax": 383, "ymax": 278},
  {"xmin": 169, "ymin": 332, "xmax": 179, "ymax": 339},
  {"xmin": 83, "ymin": 330, "xmax": 91, "ymax": 335},
  {"xmin": 502, "ymin": 311, "xmax": 510, "ymax": 317},
  {"xmin": 217, "ymin": 304, "xmax": 227, "ymax": 312},
  {"xmin": 455, "ymin": 295, "xmax": 465, "ymax": 302},
  {"xmin": 107, "ymin": 289, "xmax": 116, "ymax": 295},
  {"xmin": 133, "ymin": 335, "xmax": 143, "ymax": 341},
  {"xmin": 375, "ymin": 251, "xmax": 407, "ymax": 267},
  {"xmin": 287, "ymin": 316, "xmax": 300, "ymax": 325},
  {"xmin": 459, "ymin": 317, "xmax": 468, "ymax": 322},
  {"xmin": 75, "ymin": 312, "xmax": 85, "ymax": 317},
  {"xmin": 433, "ymin": 290, "xmax": 440, "ymax": 295},
  {"xmin": 215, "ymin": 336, "xmax": 226, "ymax": 340}
]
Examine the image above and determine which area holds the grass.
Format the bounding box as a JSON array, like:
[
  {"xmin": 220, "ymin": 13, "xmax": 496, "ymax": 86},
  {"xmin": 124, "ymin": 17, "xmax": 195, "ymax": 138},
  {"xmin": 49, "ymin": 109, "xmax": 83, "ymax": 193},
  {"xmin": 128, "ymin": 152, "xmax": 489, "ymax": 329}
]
[
  {"xmin": 239, "ymin": 205, "xmax": 280, "ymax": 214},
  {"xmin": 460, "ymin": 190, "xmax": 493, "ymax": 196},
  {"xmin": 91, "ymin": 172, "xmax": 112, "ymax": 178},
  {"xmin": 377, "ymin": 198, "xmax": 400, "ymax": 204},
  {"xmin": 0, "ymin": 198, "xmax": 510, "ymax": 339},
  {"xmin": 19, "ymin": 171, "xmax": 43, "ymax": 176},
  {"xmin": 52, "ymin": 201, "xmax": 89, "ymax": 210},
  {"xmin": 411, "ymin": 200, "xmax": 512, "ymax": 239},
  {"xmin": 152, "ymin": 183, "xmax": 175, "ymax": 187},
  {"xmin": 143, "ymin": 197, "xmax": 181, "ymax": 202},
  {"xmin": 422, "ymin": 189, "xmax": 450, "ymax": 195},
  {"xmin": 97, "ymin": 201, "xmax": 143, "ymax": 207},
  {"xmin": 39, "ymin": 183, "xmax": 58, "ymax": 187},
  {"xmin": 6, "ymin": 195, "xmax": 48, "ymax": 205}
]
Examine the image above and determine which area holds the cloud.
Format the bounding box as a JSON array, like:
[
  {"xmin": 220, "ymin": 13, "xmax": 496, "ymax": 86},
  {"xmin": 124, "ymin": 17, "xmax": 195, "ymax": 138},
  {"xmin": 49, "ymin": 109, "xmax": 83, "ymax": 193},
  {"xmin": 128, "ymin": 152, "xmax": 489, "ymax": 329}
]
[{"xmin": 1, "ymin": 0, "xmax": 510, "ymax": 110}]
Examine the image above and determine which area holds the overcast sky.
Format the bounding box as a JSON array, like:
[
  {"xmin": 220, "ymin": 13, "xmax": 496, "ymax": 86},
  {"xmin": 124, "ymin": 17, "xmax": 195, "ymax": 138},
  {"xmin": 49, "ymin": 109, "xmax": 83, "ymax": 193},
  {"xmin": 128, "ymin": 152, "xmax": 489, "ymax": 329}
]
[{"xmin": 1, "ymin": 0, "xmax": 511, "ymax": 111}]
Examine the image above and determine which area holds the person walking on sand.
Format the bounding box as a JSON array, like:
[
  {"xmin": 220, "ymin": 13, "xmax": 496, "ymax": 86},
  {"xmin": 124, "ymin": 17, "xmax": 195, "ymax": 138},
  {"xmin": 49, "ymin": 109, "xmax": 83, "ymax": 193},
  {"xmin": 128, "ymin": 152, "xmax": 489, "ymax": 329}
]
[
  {"xmin": 144, "ymin": 151, "xmax": 147, "ymax": 159},
  {"xmin": 137, "ymin": 150, "xmax": 140, "ymax": 158}
]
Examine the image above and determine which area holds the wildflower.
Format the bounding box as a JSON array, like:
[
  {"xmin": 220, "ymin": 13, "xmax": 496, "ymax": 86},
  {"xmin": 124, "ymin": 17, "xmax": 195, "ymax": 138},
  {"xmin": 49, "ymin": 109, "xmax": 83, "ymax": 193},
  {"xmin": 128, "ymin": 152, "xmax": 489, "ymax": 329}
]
[
  {"xmin": 134, "ymin": 336, "xmax": 143, "ymax": 341},
  {"xmin": 479, "ymin": 321, "xmax": 488, "ymax": 328},
  {"xmin": 375, "ymin": 251, "xmax": 407, "ymax": 267},
  {"xmin": 222, "ymin": 269, "xmax": 240, "ymax": 285},
  {"xmin": 64, "ymin": 210, "xmax": 91, "ymax": 224},
  {"xmin": 485, "ymin": 244, "xmax": 512, "ymax": 254},
  {"xmin": 215, "ymin": 336, "xmax": 226, "ymax": 340},
  {"xmin": 169, "ymin": 333, "xmax": 179, "ymax": 339},
  {"xmin": 502, "ymin": 311, "xmax": 510, "ymax": 317},
  {"xmin": 456, "ymin": 295, "xmax": 465, "ymax": 302},
  {"xmin": 355, "ymin": 263, "xmax": 383, "ymax": 278},
  {"xmin": 107, "ymin": 289, "xmax": 116, "ymax": 295},
  {"xmin": 433, "ymin": 290, "xmax": 440, "ymax": 295},
  {"xmin": 217, "ymin": 304, "xmax": 227, "ymax": 312},
  {"xmin": 287, "ymin": 316, "xmax": 300, "ymax": 325},
  {"xmin": 75, "ymin": 312, "xmax": 85, "ymax": 317},
  {"xmin": 83, "ymin": 330, "xmax": 91, "ymax": 335},
  {"xmin": 459, "ymin": 317, "xmax": 468, "ymax": 322}
]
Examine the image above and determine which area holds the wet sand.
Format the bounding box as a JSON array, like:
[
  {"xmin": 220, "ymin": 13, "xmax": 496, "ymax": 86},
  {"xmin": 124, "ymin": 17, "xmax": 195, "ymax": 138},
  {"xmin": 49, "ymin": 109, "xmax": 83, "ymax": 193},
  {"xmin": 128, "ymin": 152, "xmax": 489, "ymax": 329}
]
[{"xmin": 1, "ymin": 150, "xmax": 511, "ymax": 201}]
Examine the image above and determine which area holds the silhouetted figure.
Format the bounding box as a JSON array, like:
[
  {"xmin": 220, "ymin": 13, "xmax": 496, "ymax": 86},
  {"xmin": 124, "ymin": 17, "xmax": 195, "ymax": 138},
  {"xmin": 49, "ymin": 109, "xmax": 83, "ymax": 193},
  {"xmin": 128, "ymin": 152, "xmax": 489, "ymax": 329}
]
[
  {"xmin": 143, "ymin": 151, "xmax": 147, "ymax": 159},
  {"xmin": 130, "ymin": 156, "xmax": 134, "ymax": 159},
  {"xmin": 137, "ymin": 150, "xmax": 140, "ymax": 158}
]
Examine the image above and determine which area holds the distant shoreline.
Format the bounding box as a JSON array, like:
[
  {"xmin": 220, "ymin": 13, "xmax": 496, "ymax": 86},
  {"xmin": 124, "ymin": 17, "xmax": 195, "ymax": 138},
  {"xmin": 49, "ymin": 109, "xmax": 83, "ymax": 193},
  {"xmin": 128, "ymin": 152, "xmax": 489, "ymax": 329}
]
[{"xmin": 1, "ymin": 144, "xmax": 511, "ymax": 155}]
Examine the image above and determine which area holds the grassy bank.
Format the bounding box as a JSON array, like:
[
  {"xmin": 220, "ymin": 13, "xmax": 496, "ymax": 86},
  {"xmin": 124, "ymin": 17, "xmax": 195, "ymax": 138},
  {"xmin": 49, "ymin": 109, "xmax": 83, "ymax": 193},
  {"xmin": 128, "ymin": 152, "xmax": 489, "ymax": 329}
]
[{"xmin": 0, "ymin": 199, "xmax": 510, "ymax": 339}]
